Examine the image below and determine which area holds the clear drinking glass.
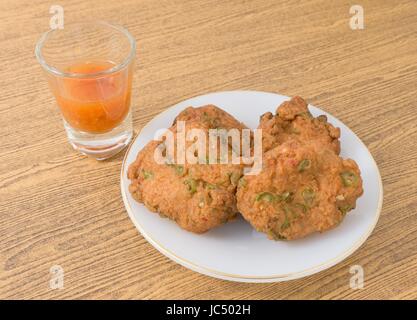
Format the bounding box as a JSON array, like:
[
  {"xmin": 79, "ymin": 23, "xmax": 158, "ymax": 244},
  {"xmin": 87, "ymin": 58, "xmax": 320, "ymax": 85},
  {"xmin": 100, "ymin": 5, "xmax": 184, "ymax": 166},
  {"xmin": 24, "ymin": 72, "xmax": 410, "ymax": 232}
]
[{"xmin": 35, "ymin": 21, "xmax": 136, "ymax": 160}]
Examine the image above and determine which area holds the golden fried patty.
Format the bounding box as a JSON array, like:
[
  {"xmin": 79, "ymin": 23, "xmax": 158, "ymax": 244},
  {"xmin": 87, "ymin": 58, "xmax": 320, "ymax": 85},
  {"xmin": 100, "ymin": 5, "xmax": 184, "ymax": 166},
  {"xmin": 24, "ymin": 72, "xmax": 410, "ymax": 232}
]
[
  {"xmin": 259, "ymin": 96, "xmax": 341, "ymax": 154},
  {"xmin": 236, "ymin": 140, "xmax": 363, "ymax": 240},
  {"xmin": 128, "ymin": 105, "xmax": 248, "ymax": 234}
]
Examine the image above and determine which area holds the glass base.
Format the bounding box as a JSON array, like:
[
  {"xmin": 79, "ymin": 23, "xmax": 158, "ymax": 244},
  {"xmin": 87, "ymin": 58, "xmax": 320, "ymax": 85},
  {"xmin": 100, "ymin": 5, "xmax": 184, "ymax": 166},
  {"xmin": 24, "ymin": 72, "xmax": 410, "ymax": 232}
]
[{"xmin": 64, "ymin": 111, "xmax": 133, "ymax": 160}]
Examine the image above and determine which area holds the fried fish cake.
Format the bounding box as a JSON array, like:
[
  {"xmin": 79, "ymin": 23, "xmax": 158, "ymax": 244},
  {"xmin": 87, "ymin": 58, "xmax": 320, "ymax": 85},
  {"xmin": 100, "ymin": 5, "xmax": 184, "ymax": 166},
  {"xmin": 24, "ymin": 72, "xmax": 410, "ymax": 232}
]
[
  {"xmin": 259, "ymin": 96, "xmax": 341, "ymax": 154},
  {"xmin": 128, "ymin": 106, "xmax": 248, "ymax": 234},
  {"xmin": 236, "ymin": 140, "xmax": 363, "ymax": 240}
]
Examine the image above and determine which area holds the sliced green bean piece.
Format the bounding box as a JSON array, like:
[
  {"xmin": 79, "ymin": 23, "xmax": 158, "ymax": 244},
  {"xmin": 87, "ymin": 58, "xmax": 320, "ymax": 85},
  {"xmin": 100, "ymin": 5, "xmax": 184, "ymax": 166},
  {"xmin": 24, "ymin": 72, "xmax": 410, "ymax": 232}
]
[
  {"xmin": 268, "ymin": 230, "xmax": 287, "ymax": 241},
  {"xmin": 302, "ymin": 188, "xmax": 315, "ymax": 205},
  {"xmin": 340, "ymin": 171, "xmax": 358, "ymax": 187},
  {"xmin": 238, "ymin": 178, "xmax": 247, "ymax": 188},
  {"xmin": 255, "ymin": 192, "xmax": 276, "ymax": 202},
  {"xmin": 211, "ymin": 118, "xmax": 220, "ymax": 128},
  {"xmin": 167, "ymin": 163, "xmax": 186, "ymax": 176},
  {"xmin": 339, "ymin": 204, "xmax": 352, "ymax": 216},
  {"xmin": 230, "ymin": 172, "xmax": 241, "ymax": 187},
  {"xmin": 280, "ymin": 204, "xmax": 293, "ymax": 230},
  {"xmin": 204, "ymin": 182, "xmax": 217, "ymax": 190},
  {"xmin": 280, "ymin": 191, "xmax": 293, "ymax": 202},
  {"xmin": 295, "ymin": 203, "xmax": 308, "ymax": 213},
  {"xmin": 317, "ymin": 115, "xmax": 327, "ymax": 122},
  {"xmin": 297, "ymin": 159, "xmax": 311, "ymax": 172},
  {"xmin": 281, "ymin": 216, "xmax": 291, "ymax": 230},
  {"xmin": 297, "ymin": 111, "xmax": 313, "ymax": 119},
  {"xmin": 142, "ymin": 169, "xmax": 153, "ymax": 179},
  {"xmin": 175, "ymin": 165, "xmax": 185, "ymax": 176},
  {"xmin": 184, "ymin": 178, "xmax": 197, "ymax": 194}
]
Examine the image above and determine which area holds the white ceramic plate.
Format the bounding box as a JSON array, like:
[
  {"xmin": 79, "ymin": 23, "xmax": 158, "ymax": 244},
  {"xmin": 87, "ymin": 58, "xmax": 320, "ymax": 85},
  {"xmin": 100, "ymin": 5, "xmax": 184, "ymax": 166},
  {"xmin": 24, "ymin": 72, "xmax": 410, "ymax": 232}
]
[{"xmin": 120, "ymin": 91, "xmax": 383, "ymax": 282}]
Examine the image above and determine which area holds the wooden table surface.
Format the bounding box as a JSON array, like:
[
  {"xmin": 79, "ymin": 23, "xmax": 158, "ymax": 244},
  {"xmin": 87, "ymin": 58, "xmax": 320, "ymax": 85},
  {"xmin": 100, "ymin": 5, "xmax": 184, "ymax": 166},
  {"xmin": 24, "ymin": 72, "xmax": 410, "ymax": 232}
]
[{"xmin": 1, "ymin": 0, "xmax": 416, "ymax": 300}]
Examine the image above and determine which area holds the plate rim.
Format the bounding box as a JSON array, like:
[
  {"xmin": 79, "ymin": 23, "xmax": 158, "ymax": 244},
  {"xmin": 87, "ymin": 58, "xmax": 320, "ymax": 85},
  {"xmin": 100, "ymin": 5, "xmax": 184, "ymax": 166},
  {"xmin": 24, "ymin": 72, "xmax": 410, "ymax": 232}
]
[{"xmin": 120, "ymin": 90, "xmax": 384, "ymax": 282}]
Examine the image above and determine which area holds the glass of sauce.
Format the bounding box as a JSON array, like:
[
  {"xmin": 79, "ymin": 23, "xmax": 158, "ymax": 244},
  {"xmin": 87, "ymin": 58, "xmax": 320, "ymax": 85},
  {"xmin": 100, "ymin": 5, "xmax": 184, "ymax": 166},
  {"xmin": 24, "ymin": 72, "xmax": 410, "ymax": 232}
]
[{"xmin": 35, "ymin": 21, "xmax": 136, "ymax": 160}]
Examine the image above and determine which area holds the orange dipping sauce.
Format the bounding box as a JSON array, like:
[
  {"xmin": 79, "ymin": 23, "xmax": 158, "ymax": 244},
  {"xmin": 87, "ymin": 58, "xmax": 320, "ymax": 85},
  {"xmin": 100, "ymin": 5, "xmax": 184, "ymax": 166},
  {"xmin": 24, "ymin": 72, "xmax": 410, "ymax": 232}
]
[{"xmin": 52, "ymin": 60, "xmax": 132, "ymax": 134}]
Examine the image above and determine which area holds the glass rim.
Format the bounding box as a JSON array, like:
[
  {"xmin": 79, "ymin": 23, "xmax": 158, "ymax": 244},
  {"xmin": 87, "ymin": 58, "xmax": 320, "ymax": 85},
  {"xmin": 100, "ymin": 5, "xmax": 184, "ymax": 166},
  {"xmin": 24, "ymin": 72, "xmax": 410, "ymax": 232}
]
[{"xmin": 35, "ymin": 21, "xmax": 136, "ymax": 79}]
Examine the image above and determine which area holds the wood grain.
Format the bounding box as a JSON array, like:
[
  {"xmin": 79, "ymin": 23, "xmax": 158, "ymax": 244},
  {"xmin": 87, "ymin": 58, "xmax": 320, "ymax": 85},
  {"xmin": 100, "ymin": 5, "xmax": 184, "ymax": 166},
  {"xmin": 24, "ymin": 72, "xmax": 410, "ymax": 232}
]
[{"xmin": 1, "ymin": 0, "xmax": 416, "ymax": 299}]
